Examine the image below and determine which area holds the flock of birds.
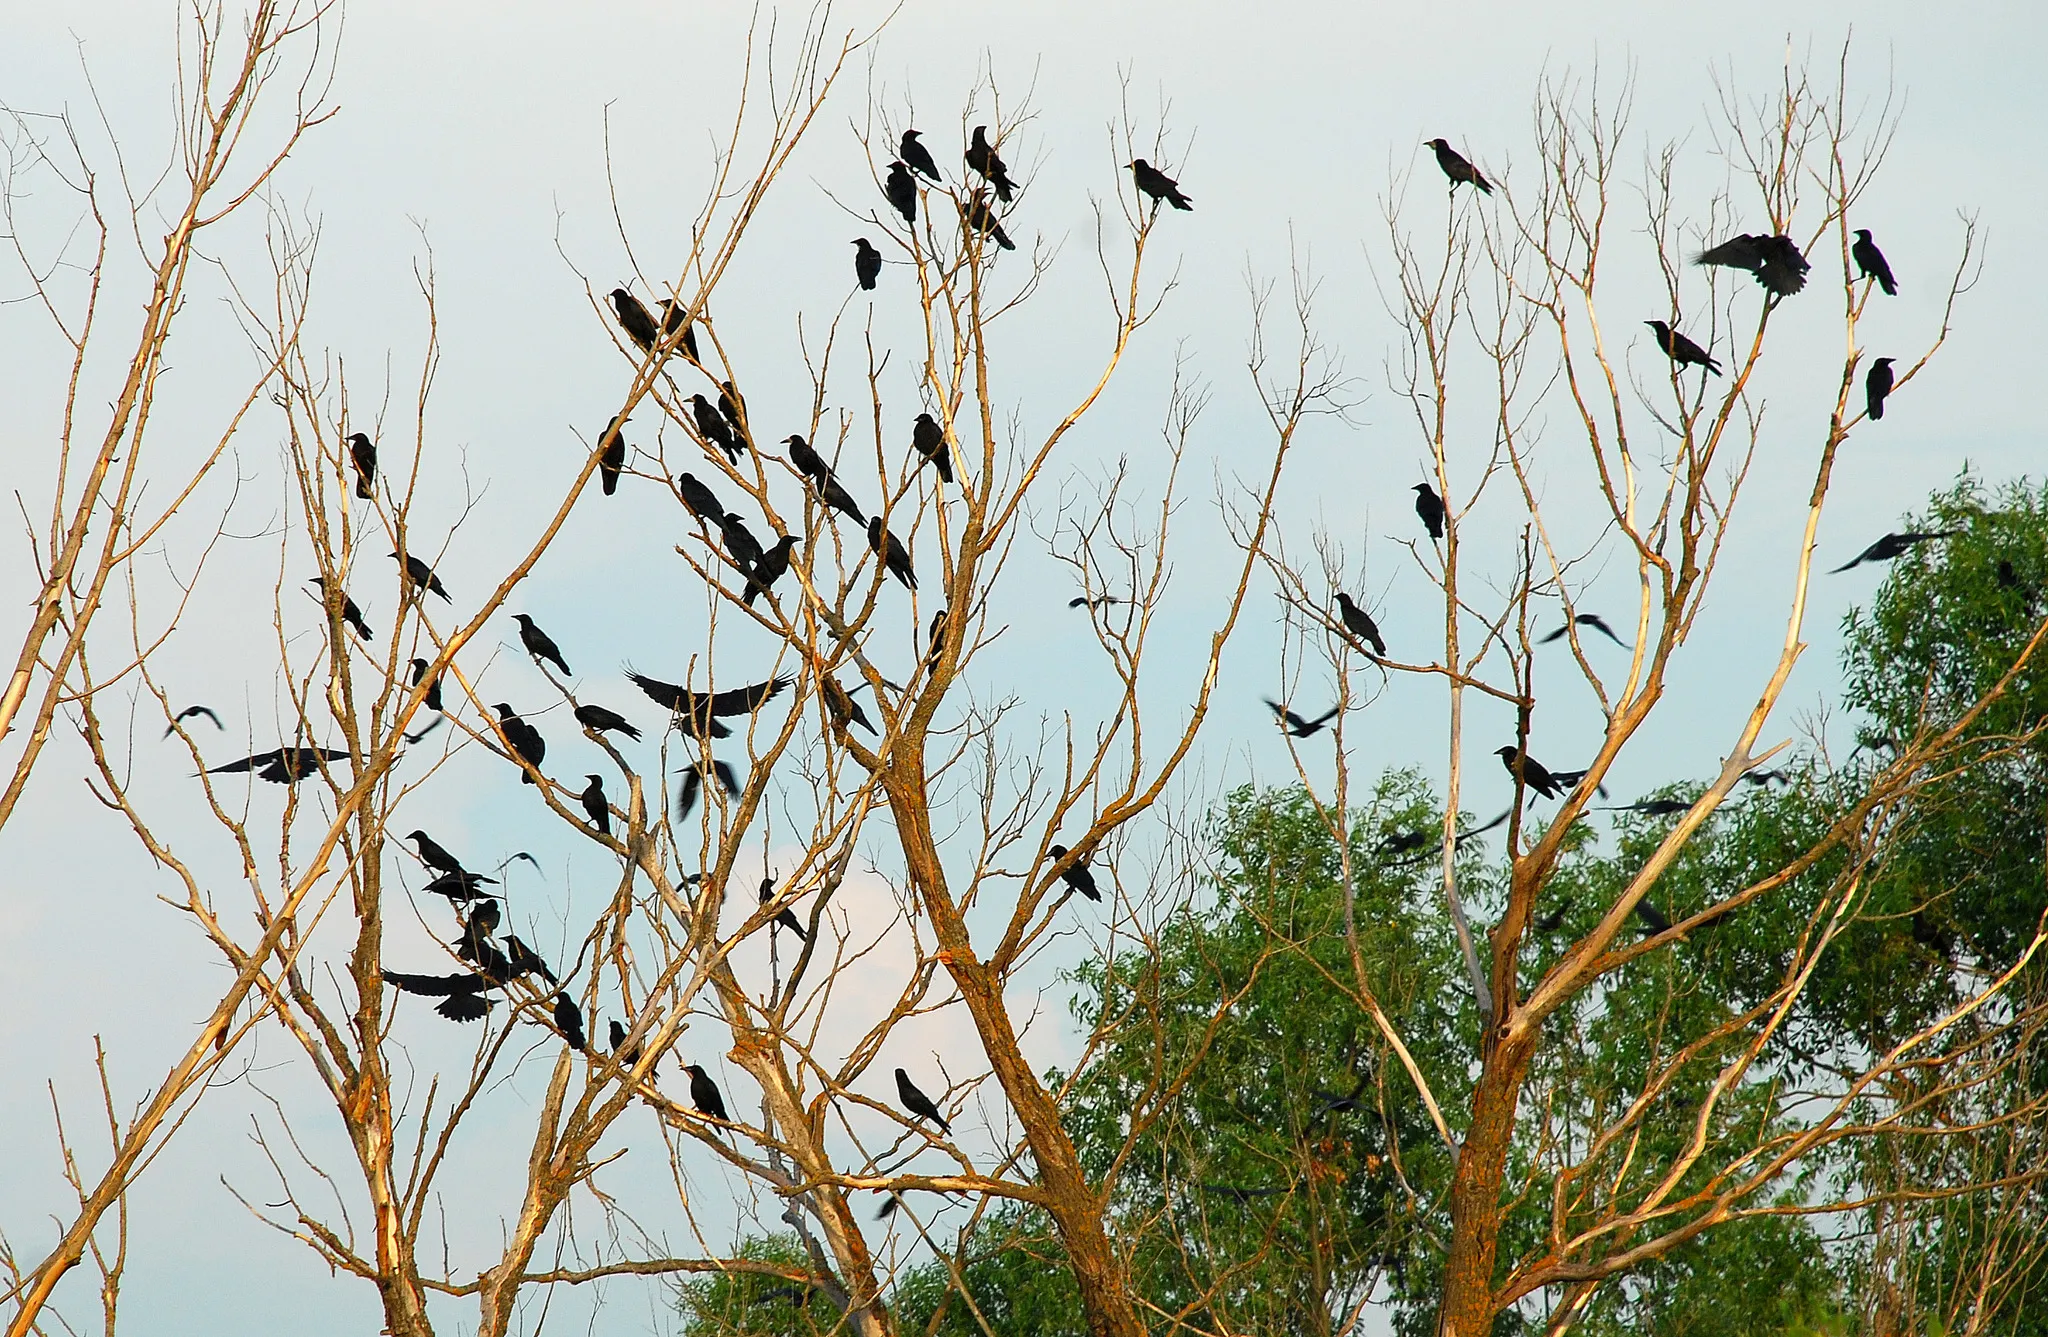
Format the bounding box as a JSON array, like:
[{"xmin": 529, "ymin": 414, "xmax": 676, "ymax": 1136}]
[{"xmin": 172, "ymin": 126, "xmax": 1943, "ymax": 1150}]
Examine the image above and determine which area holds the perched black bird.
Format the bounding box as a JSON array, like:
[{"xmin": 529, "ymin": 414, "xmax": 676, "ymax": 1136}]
[
  {"xmin": 207, "ymin": 747, "xmax": 347, "ymax": 785},
  {"xmin": 1334, "ymin": 592, "xmax": 1386, "ymax": 657},
  {"xmin": 1413, "ymin": 483, "xmax": 1445, "ymax": 540},
  {"xmin": 1830, "ymin": 530, "xmax": 1957, "ymax": 573},
  {"xmin": 626, "ymin": 671, "xmax": 793, "ymax": 739},
  {"xmin": 867, "ymin": 517, "xmax": 917, "ymax": 590},
  {"xmin": 609, "ymin": 287, "xmax": 660, "ymax": 352},
  {"xmin": 676, "ymin": 760, "xmax": 741, "ymax": 821},
  {"xmin": 309, "ymin": 577, "xmax": 373, "ymax": 642},
  {"xmin": 1267, "ymin": 699, "xmax": 1341, "ymax": 738},
  {"xmin": 691, "ymin": 394, "xmax": 742, "ymax": 463},
  {"xmin": 1496, "ymin": 745, "xmax": 1564, "ymax": 799},
  {"xmin": 655, "ymin": 298, "xmax": 703, "ymax": 362},
  {"xmin": 580, "ymin": 774, "xmax": 610, "ymax": 836},
  {"xmin": 853, "ymin": 237, "xmax": 882, "ymax": 290},
  {"xmin": 391, "ymin": 551, "xmax": 450, "ymax": 601},
  {"xmin": 911, "ymin": 412, "xmax": 953, "ymax": 483},
  {"xmin": 163, "ymin": 704, "xmax": 223, "ymax": 737},
  {"xmin": 609, "ymin": 1018, "xmax": 652, "ymax": 1072},
  {"xmin": 454, "ymin": 901, "xmax": 503, "ymax": 973},
  {"xmin": 597, "ymin": 413, "xmax": 627, "ymax": 496},
  {"xmin": 424, "ymin": 870, "xmax": 496, "ymax": 904},
  {"xmin": 553, "ymin": 993, "xmax": 588, "ymax": 1051},
  {"xmin": 382, "ymin": 969, "xmax": 496, "ymax": 1022},
  {"xmin": 1046, "ymin": 843, "xmax": 1100, "ymax": 902},
  {"xmin": 761, "ymin": 877, "xmax": 808, "ymax": 941},
  {"xmin": 503, "ymin": 935, "xmax": 557, "ymax": 986},
  {"xmin": 876, "ymin": 1193, "xmax": 903, "ymax": 1221},
  {"xmin": 895, "ymin": 1067, "xmax": 952, "ymax": 1135},
  {"xmin": 684, "ymin": 1063, "xmax": 730, "ymax": 1124},
  {"xmin": 1539, "ymin": 613, "xmax": 1627, "ymax": 648},
  {"xmin": 405, "ymin": 830, "xmax": 468, "ymax": 876},
  {"xmin": 717, "ymin": 381, "xmax": 750, "ymax": 448},
  {"xmin": 900, "ymin": 128, "xmax": 942, "ymax": 182},
  {"xmin": 1634, "ymin": 899, "xmax": 1674, "ymax": 935},
  {"xmin": 926, "ymin": 607, "xmax": 949, "ymax": 672},
  {"xmin": 744, "ymin": 536, "xmax": 799, "ymax": 606},
  {"xmin": 676, "ymin": 472, "xmax": 725, "ymax": 527},
  {"xmin": 1866, "ymin": 357, "xmax": 1896, "ymax": 420},
  {"xmin": 1128, "ymin": 158, "xmax": 1193, "ymax": 210},
  {"xmin": 464, "ymin": 896, "xmax": 501, "ymax": 939},
  {"xmin": 574, "ymin": 703, "xmax": 641, "ymax": 740},
  {"xmin": 784, "ymin": 435, "xmax": 867, "ymax": 525},
  {"xmin": 966, "ymin": 125, "xmax": 1015, "ymax": 202},
  {"xmin": 1425, "ymin": 139, "xmax": 1491, "ymax": 194},
  {"xmin": 346, "ymin": 431, "xmax": 377, "ymax": 500},
  {"xmin": 884, "ymin": 161, "xmax": 918, "ymax": 226},
  {"xmin": 409, "ymin": 658, "xmax": 445, "ymax": 713},
  {"xmin": 513, "ymin": 614, "xmax": 572, "ymax": 675},
  {"xmin": 1644, "ymin": 320, "xmax": 1722, "ymax": 376},
  {"xmin": 493, "ymin": 704, "xmax": 545, "ymax": 784},
  {"xmin": 960, "ymin": 190, "xmax": 1016, "ymax": 251},
  {"xmin": 720, "ymin": 512, "xmax": 765, "ymax": 574},
  {"xmin": 821, "ymin": 676, "xmax": 877, "ymax": 736},
  {"xmin": 1852, "ymin": 229, "xmax": 1897, "ymax": 296},
  {"xmin": 1693, "ymin": 233, "xmax": 1809, "ymax": 296},
  {"xmin": 1532, "ymin": 897, "xmax": 1574, "ymax": 934}
]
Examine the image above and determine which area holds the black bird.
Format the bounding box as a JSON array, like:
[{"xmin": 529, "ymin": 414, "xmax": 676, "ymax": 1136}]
[
  {"xmin": 608, "ymin": 1018, "xmax": 653, "ymax": 1072},
  {"xmin": 884, "ymin": 161, "xmax": 918, "ymax": 226},
  {"xmin": 1744, "ymin": 767, "xmax": 1791, "ymax": 788},
  {"xmin": 1425, "ymin": 138, "xmax": 1491, "ymax": 194},
  {"xmin": 676, "ymin": 760, "xmax": 741, "ymax": 821},
  {"xmin": 1852, "ymin": 229, "xmax": 1897, "ymax": 296},
  {"xmin": 513, "ymin": 614, "xmax": 571, "ymax": 675},
  {"xmin": 405, "ymin": 830, "xmax": 468, "ymax": 876},
  {"xmin": 1634, "ymin": 899, "xmax": 1674, "ymax": 935},
  {"xmin": 1413, "ymin": 483, "xmax": 1445, "ymax": 540},
  {"xmin": 676, "ymin": 472, "xmax": 725, "ymax": 527},
  {"xmin": 911, "ymin": 412, "xmax": 953, "ymax": 483},
  {"xmin": 1533, "ymin": 897, "xmax": 1574, "ymax": 934},
  {"xmin": 1998, "ymin": 560, "xmax": 2020, "ymax": 589},
  {"xmin": 1046, "ymin": 844, "xmax": 1100, "ymax": 902},
  {"xmin": 597, "ymin": 414, "xmax": 627, "ymax": 496},
  {"xmin": 625, "ymin": 671, "xmax": 793, "ymax": 739},
  {"xmin": 163, "ymin": 704, "xmax": 223, "ymax": 737},
  {"xmin": 691, "ymin": 394, "xmax": 742, "ymax": 463},
  {"xmin": 503, "ymin": 935, "xmax": 558, "ymax": 986},
  {"xmin": 1644, "ymin": 321, "xmax": 1722, "ymax": 376},
  {"xmin": 493, "ymin": 704, "xmax": 545, "ymax": 784},
  {"xmin": 717, "ymin": 381, "xmax": 750, "ymax": 448},
  {"xmin": 424, "ymin": 870, "xmax": 496, "ymax": 904},
  {"xmin": 391, "ymin": 551, "xmax": 450, "ymax": 601},
  {"xmin": 655, "ymin": 297, "xmax": 703, "ymax": 362},
  {"xmin": 1377, "ymin": 828, "xmax": 1431, "ymax": 858},
  {"xmin": 744, "ymin": 536, "xmax": 799, "ymax": 606},
  {"xmin": 1496, "ymin": 745, "xmax": 1564, "ymax": 799},
  {"xmin": 1128, "ymin": 158, "xmax": 1193, "ymax": 210},
  {"xmin": 1069, "ymin": 594, "xmax": 1122, "ymax": 610},
  {"xmin": 454, "ymin": 901, "xmax": 503, "ymax": 973},
  {"xmin": 1608, "ymin": 796, "xmax": 1692, "ymax": 817},
  {"xmin": 784, "ymin": 435, "xmax": 867, "ymax": 525},
  {"xmin": 900, "ymin": 128, "xmax": 942, "ymax": 182},
  {"xmin": 876, "ymin": 1193, "xmax": 903, "ymax": 1221},
  {"xmin": 207, "ymin": 747, "xmax": 348, "ymax": 785},
  {"xmin": 580, "ymin": 774, "xmax": 610, "ymax": 836},
  {"xmin": 553, "ymin": 993, "xmax": 588, "ymax": 1051},
  {"xmin": 382, "ymin": 969, "xmax": 496, "ymax": 1022},
  {"xmin": 309, "ymin": 578, "xmax": 373, "ymax": 642},
  {"xmin": 409, "ymin": 658, "xmax": 445, "ymax": 712},
  {"xmin": 926, "ymin": 607, "xmax": 949, "ymax": 671},
  {"xmin": 1309, "ymin": 1072, "xmax": 1370, "ymax": 1121},
  {"xmin": 464, "ymin": 896, "xmax": 501, "ymax": 939},
  {"xmin": 1830, "ymin": 530, "xmax": 1957, "ymax": 573},
  {"xmin": 608, "ymin": 287, "xmax": 660, "ymax": 352},
  {"xmin": 346, "ymin": 431, "xmax": 377, "ymax": 500},
  {"xmin": 720, "ymin": 512, "xmax": 765, "ymax": 575},
  {"xmin": 1545, "ymin": 766, "xmax": 1607, "ymax": 798},
  {"xmin": 761, "ymin": 877, "xmax": 808, "ymax": 941},
  {"xmin": 1267, "ymin": 699, "xmax": 1341, "ymax": 738},
  {"xmin": 1866, "ymin": 357, "xmax": 1895, "ymax": 420},
  {"xmin": 1693, "ymin": 233, "xmax": 1809, "ymax": 296},
  {"xmin": 895, "ymin": 1067, "xmax": 952, "ymax": 1135},
  {"xmin": 684, "ymin": 1063, "xmax": 729, "ymax": 1124},
  {"xmin": 853, "ymin": 237, "xmax": 881, "ymax": 290},
  {"xmin": 1539, "ymin": 613, "xmax": 1628, "ymax": 648},
  {"xmin": 821, "ymin": 676, "xmax": 877, "ymax": 736},
  {"xmin": 867, "ymin": 517, "xmax": 916, "ymax": 590},
  {"xmin": 1334, "ymin": 592, "xmax": 1386, "ymax": 657},
  {"xmin": 405, "ymin": 715, "xmax": 444, "ymax": 746},
  {"xmin": 961, "ymin": 191, "xmax": 1016, "ymax": 251},
  {"xmin": 966, "ymin": 125, "xmax": 1015, "ymax": 202},
  {"xmin": 574, "ymin": 703, "xmax": 641, "ymax": 740}
]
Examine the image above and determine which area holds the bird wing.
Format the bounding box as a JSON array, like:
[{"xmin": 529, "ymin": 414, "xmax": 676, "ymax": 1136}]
[
  {"xmin": 626, "ymin": 670, "xmax": 694, "ymax": 711},
  {"xmin": 1306, "ymin": 705, "xmax": 1342, "ymax": 730},
  {"xmin": 711, "ymin": 760, "xmax": 740, "ymax": 795},
  {"xmin": 708, "ymin": 675, "xmax": 793, "ymax": 715},
  {"xmin": 383, "ymin": 969, "xmax": 492, "ymax": 997}
]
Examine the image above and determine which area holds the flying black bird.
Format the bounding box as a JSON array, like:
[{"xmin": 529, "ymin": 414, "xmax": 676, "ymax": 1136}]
[
  {"xmin": 761, "ymin": 877, "xmax": 808, "ymax": 941},
  {"xmin": 207, "ymin": 747, "xmax": 348, "ymax": 785},
  {"xmin": 1334, "ymin": 592, "xmax": 1386, "ymax": 657},
  {"xmin": 676, "ymin": 472, "xmax": 724, "ymax": 527},
  {"xmin": 717, "ymin": 381, "xmax": 750, "ymax": 447},
  {"xmin": 391, "ymin": 551, "xmax": 450, "ymax": 601},
  {"xmin": 609, "ymin": 287, "xmax": 660, "ymax": 351},
  {"xmin": 405, "ymin": 830, "xmax": 468, "ymax": 876},
  {"xmin": 1425, "ymin": 139, "xmax": 1491, "ymax": 194},
  {"xmin": 346, "ymin": 431, "xmax": 377, "ymax": 499},
  {"xmin": 676, "ymin": 760, "xmax": 741, "ymax": 821},
  {"xmin": 691, "ymin": 394, "xmax": 742, "ymax": 463},
  {"xmin": 1069, "ymin": 594, "xmax": 1122, "ymax": 610},
  {"xmin": 553, "ymin": 993, "xmax": 588, "ymax": 1051},
  {"xmin": 1128, "ymin": 158, "xmax": 1193, "ymax": 210},
  {"xmin": 1309, "ymin": 1072, "xmax": 1371, "ymax": 1122},
  {"xmin": 853, "ymin": 237, "xmax": 881, "ymax": 290},
  {"xmin": 911, "ymin": 412, "xmax": 953, "ymax": 483},
  {"xmin": 1267, "ymin": 699, "xmax": 1341, "ymax": 738},
  {"xmin": 1634, "ymin": 899, "xmax": 1674, "ymax": 935},
  {"xmin": 1744, "ymin": 767, "xmax": 1791, "ymax": 788},
  {"xmin": 961, "ymin": 190, "xmax": 1016, "ymax": 251},
  {"xmin": 309, "ymin": 577, "xmax": 373, "ymax": 642},
  {"xmin": 625, "ymin": 671, "xmax": 793, "ymax": 739},
  {"xmin": 404, "ymin": 715, "xmax": 444, "ymax": 745},
  {"xmin": 163, "ymin": 705, "xmax": 223, "ymax": 738},
  {"xmin": 513, "ymin": 614, "xmax": 572, "ymax": 675},
  {"xmin": 867, "ymin": 517, "xmax": 917, "ymax": 590},
  {"xmin": 655, "ymin": 297, "xmax": 703, "ymax": 362},
  {"xmin": 1496, "ymin": 745, "xmax": 1564, "ymax": 799},
  {"xmin": 876, "ymin": 1193, "xmax": 903, "ymax": 1220},
  {"xmin": 1046, "ymin": 844, "xmax": 1100, "ymax": 902},
  {"xmin": 1830, "ymin": 530, "xmax": 1957, "ymax": 573},
  {"xmin": 1413, "ymin": 483, "xmax": 1445, "ymax": 540},
  {"xmin": 1377, "ymin": 828, "xmax": 1431, "ymax": 858},
  {"xmin": 1693, "ymin": 233, "xmax": 1809, "ymax": 296},
  {"xmin": 966, "ymin": 125, "xmax": 1015, "ymax": 202},
  {"xmin": 409, "ymin": 658, "xmax": 444, "ymax": 713},
  {"xmin": 1852, "ymin": 229, "xmax": 1897, "ymax": 296},
  {"xmin": 383, "ymin": 969, "xmax": 496, "ymax": 1022},
  {"xmin": 573, "ymin": 703, "xmax": 641, "ymax": 741},
  {"xmin": 821, "ymin": 676, "xmax": 877, "ymax": 736},
  {"xmin": 744, "ymin": 536, "xmax": 799, "ymax": 606},
  {"xmin": 503, "ymin": 935, "xmax": 557, "ymax": 986},
  {"xmin": 493, "ymin": 704, "xmax": 545, "ymax": 783},
  {"xmin": 926, "ymin": 607, "xmax": 949, "ymax": 671},
  {"xmin": 900, "ymin": 128, "xmax": 942, "ymax": 182},
  {"xmin": 580, "ymin": 774, "xmax": 610, "ymax": 836},
  {"xmin": 424, "ymin": 870, "xmax": 496, "ymax": 904},
  {"xmin": 684, "ymin": 1063, "xmax": 729, "ymax": 1124},
  {"xmin": 597, "ymin": 413, "xmax": 627, "ymax": 496},
  {"xmin": 1609, "ymin": 797, "xmax": 1693, "ymax": 817},
  {"xmin": 884, "ymin": 161, "xmax": 917, "ymax": 225},
  {"xmin": 784, "ymin": 435, "xmax": 867, "ymax": 525},
  {"xmin": 895, "ymin": 1068, "xmax": 952, "ymax": 1135},
  {"xmin": 1644, "ymin": 321, "xmax": 1722, "ymax": 376},
  {"xmin": 1532, "ymin": 897, "xmax": 1574, "ymax": 934},
  {"xmin": 1539, "ymin": 613, "xmax": 1628, "ymax": 648},
  {"xmin": 1866, "ymin": 357, "xmax": 1895, "ymax": 420}
]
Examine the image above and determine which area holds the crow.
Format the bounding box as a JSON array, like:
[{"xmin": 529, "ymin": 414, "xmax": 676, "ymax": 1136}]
[
  {"xmin": 405, "ymin": 830, "xmax": 468, "ymax": 876},
  {"xmin": 409, "ymin": 658, "xmax": 445, "ymax": 713},
  {"xmin": 1830, "ymin": 530, "xmax": 1957, "ymax": 573},
  {"xmin": 1866, "ymin": 357, "xmax": 1895, "ymax": 420},
  {"xmin": 966, "ymin": 125, "xmax": 1015, "ymax": 202},
  {"xmin": 503, "ymin": 935, "xmax": 558, "ymax": 986},
  {"xmin": 784, "ymin": 435, "xmax": 867, "ymax": 525},
  {"xmin": 513, "ymin": 614, "xmax": 572, "ymax": 676},
  {"xmin": 207, "ymin": 747, "xmax": 348, "ymax": 785},
  {"xmin": 1069, "ymin": 594, "xmax": 1122, "ymax": 610},
  {"xmin": 382, "ymin": 969, "xmax": 496, "ymax": 1022},
  {"xmin": 1852, "ymin": 229, "xmax": 1897, "ymax": 296},
  {"xmin": 608, "ymin": 1018, "xmax": 654, "ymax": 1073},
  {"xmin": 900, "ymin": 129, "xmax": 941, "ymax": 181},
  {"xmin": 720, "ymin": 513, "xmax": 765, "ymax": 576},
  {"xmin": 895, "ymin": 1068, "xmax": 952, "ymax": 1135},
  {"xmin": 926, "ymin": 607, "xmax": 949, "ymax": 672},
  {"xmin": 1607, "ymin": 797, "xmax": 1692, "ymax": 817},
  {"xmin": 1413, "ymin": 483, "xmax": 1445, "ymax": 540},
  {"xmin": 1425, "ymin": 139, "xmax": 1491, "ymax": 194},
  {"xmin": 1532, "ymin": 897, "xmax": 1574, "ymax": 934},
  {"xmin": 1539, "ymin": 613, "xmax": 1627, "ymax": 648},
  {"xmin": 685, "ymin": 1063, "xmax": 730, "ymax": 1124},
  {"xmin": 1046, "ymin": 844, "xmax": 1101, "ymax": 902},
  {"xmin": 424, "ymin": 870, "xmax": 496, "ymax": 904},
  {"xmin": 309, "ymin": 577, "xmax": 373, "ymax": 642},
  {"xmin": 553, "ymin": 993, "xmax": 588, "ymax": 1051},
  {"xmin": 580, "ymin": 774, "xmax": 610, "ymax": 836},
  {"xmin": 1496, "ymin": 745, "xmax": 1564, "ymax": 799},
  {"xmin": 346, "ymin": 432, "xmax": 377, "ymax": 499},
  {"xmin": 961, "ymin": 190, "xmax": 1016, "ymax": 251},
  {"xmin": 574, "ymin": 703, "xmax": 641, "ymax": 740},
  {"xmin": 884, "ymin": 161, "xmax": 918, "ymax": 226},
  {"xmin": 744, "ymin": 536, "xmax": 799, "ymax": 606},
  {"xmin": 1267, "ymin": 699, "xmax": 1341, "ymax": 738},
  {"xmin": 405, "ymin": 715, "xmax": 444, "ymax": 746},
  {"xmin": 609, "ymin": 287, "xmax": 660, "ymax": 351},
  {"xmin": 1334, "ymin": 592, "xmax": 1386, "ymax": 656},
  {"xmin": 1743, "ymin": 767, "xmax": 1791, "ymax": 787},
  {"xmin": 821, "ymin": 676, "xmax": 877, "ymax": 736},
  {"xmin": 676, "ymin": 472, "xmax": 724, "ymax": 527},
  {"xmin": 492, "ymin": 704, "xmax": 545, "ymax": 784},
  {"xmin": 1694, "ymin": 233, "xmax": 1809, "ymax": 296},
  {"xmin": 598, "ymin": 413, "xmax": 627, "ymax": 496},
  {"xmin": 391, "ymin": 551, "xmax": 450, "ymax": 601},
  {"xmin": 676, "ymin": 760, "xmax": 741, "ymax": 821},
  {"xmin": 692, "ymin": 394, "xmax": 741, "ymax": 464},
  {"xmin": 911, "ymin": 412, "xmax": 953, "ymax": 483},
  {"xmin": 868, "ymin": 517, "xmax": 917, "ymax": 590},
  {"xmin": 655, "ymin": 298, "xmax": 703, "ymax": 362},
  {"xmin": 717, "ymin": 381, "xmax": 750, "ymax": 448},
  {"xmin": 1128, "ymin": 158, "xmax": 1193, "ymax": 210},
  {"xmin": 761, "ymin": 877, "xmax": 808, "ymax": 941},
  {"xmin": 163, "ymin": 704, "xmax": 223, "ymax": 737},
  {"xmin": 1644, "ymin": 321, "xmax": 1722, "ymax": 376},
  {"xmin": 626, "ymin": 671, "xmax": 793, "ymax": 739},
  {"xmin": 1634, "ymin": 899, "xmax": 1674, "ymax": 935},
  {"xmin": 853, "ymin": 237, "xmax": 882, "ymax": 290}
]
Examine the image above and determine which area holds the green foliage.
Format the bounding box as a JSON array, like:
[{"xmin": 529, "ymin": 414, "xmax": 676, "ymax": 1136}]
[
  {"xmin": 889, "ymin": 1206, "xmax": 1086, "ymax": 1336},
  {"xmin": 676, "ymin": 1234, "xmax": 843, "ymax": 1337}
]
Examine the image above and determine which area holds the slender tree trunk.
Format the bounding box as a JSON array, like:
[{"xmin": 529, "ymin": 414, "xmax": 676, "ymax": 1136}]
[{"xmin": 1438, "ymin": 1036, "xmax": 1534, "ymax": 1336}]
